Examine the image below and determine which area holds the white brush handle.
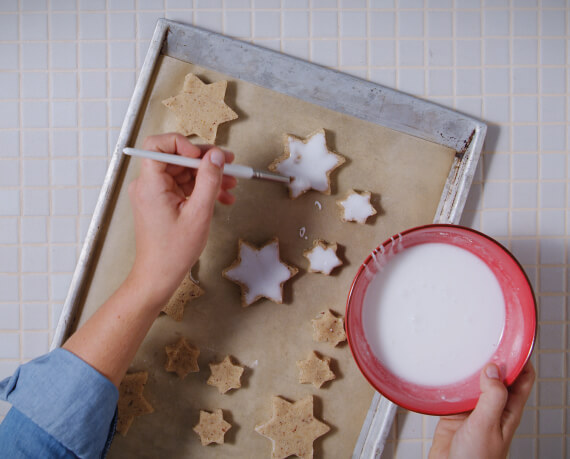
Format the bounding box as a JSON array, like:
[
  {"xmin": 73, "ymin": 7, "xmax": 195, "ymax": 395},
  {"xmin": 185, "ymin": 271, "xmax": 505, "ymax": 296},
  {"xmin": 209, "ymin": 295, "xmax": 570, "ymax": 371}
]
[{"xmin": 123, "ymin": 147, "xmax": 254, "ymax": 179}]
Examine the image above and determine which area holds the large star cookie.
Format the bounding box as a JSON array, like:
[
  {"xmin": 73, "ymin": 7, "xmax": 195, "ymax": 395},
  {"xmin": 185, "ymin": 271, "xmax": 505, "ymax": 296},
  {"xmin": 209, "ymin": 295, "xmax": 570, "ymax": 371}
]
[
  {"xmin": 193, "ymin": 409, "xmax": 232, "ymax": 446},
  {"xmin": 162, "ymin": 271, "xmax": 205, "ymax": 322},
  {"xmin": 117, "ymin": 371, "xmax": 154, "ymax": 435},
  {"xmin": 223, "ymin": 238, "xmax": 298, "ymax": 307},
  {"xmin": 162, "ymin": 73, "xmax": 238, "ymax": 144},
  {"xmin": 207, "ymin": 355, "xmax": 245, "ymax": 394},
  {"xmin": 268, "ymin": 129, "xmax": 345, "ymax": 199},
  {"xmin": 311, "ymin": 310, "xmax": 346, "ymax": 347},
  {"xmin": 297, "ymin": 351, "xmax": 336, "ymax": 388},
  {"xmin": 337, "ymin": 189, "xmax": 377, "ymax": 224},
  {"xmin": 255, "ymin": 395, "xmax": 330, "ymax": 459},
  {"xmin": 164, "ymin": 337, "xmax": 200, "ymax": 378},
  {"xmin": 303, "ymin": 240, "xmax": 342, "ymax": 275}
]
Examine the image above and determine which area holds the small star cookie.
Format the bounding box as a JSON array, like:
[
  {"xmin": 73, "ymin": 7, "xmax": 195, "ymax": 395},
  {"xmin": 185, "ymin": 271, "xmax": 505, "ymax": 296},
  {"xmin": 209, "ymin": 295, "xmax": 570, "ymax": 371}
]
[
  {"xmin": 255, "ymin": 395, "xmax": 330, "ymax": 459},
  {"xmin": 162, "ymin": 73, "xmax": 238, "ymax": 144},
  {"xmin": 117, "ymin": 371, "xmax": 154, "ymax": 436},
  {"xmin": 207, "ymin": 355, "xmax": 245, "ymax": 394},
  {"xmin": 223, "ymin": 238, "xmax": 298, "ymax": 307},
  {"xmin": 162, "ymin": 272, "xmax": 205, "ymax": 322},
  {"xmin": 164, "ymin": 337, "xmax": 200, "ymax": 378},
  {"xmin": 268, "ymin": 129, "xmax": 345, "ymax": 199},
  {"xmin": 296, "ymin": 351, "xmax": 336, "ymax": 388},
  {"xmin": 193, "ymin": 409, "xmax": 232, "ymax": 446},
  {"xmin": 337, "ymin": 190, "xmax": 377, "ymax": 224},
  {"xmin": 311, "ymin": 310, "xmax": 347, "ymax": 347},
  {"xmin": 303, "ymin": 240, "xmax": 342, "ymax": 275}
]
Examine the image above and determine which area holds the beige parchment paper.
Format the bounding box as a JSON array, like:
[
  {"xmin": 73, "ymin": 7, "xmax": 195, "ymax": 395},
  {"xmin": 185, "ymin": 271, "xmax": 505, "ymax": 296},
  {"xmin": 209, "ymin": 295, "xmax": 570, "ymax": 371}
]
[{"xmin": 72, "ymin": 55, "xmax": 456, "ymax": 458}]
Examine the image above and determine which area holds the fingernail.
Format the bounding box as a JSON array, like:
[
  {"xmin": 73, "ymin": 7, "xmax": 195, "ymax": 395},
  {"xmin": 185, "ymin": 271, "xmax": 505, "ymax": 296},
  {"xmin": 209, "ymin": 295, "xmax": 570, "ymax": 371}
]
[
  {"xmin": 485, "ymin": 364, "xmax": 500, "ymax": 380},
  {"xmin": 210, "ymin": 149, "xmax": 225, "ymax": 168}
]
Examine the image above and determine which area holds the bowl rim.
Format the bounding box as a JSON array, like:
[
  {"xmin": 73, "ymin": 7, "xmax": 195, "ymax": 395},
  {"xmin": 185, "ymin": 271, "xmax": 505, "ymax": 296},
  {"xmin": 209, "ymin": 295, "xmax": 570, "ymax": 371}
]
[{"xmin": 345, "ymin": 223, "xmax": 537, "ymax": 415}]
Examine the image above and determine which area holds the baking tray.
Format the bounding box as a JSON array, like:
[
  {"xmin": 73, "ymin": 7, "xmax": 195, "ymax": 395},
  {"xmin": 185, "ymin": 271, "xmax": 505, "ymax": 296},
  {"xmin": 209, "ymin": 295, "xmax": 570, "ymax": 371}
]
[{"xmin": 52, "ymin": 20, "xmax": 486, "ymax": 458}]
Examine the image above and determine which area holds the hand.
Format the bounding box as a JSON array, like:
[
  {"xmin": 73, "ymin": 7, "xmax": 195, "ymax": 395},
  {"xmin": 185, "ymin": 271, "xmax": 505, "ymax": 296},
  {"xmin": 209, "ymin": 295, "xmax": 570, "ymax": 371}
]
[
  {"xmin": 128, "ymin": 133, "xmax": 237, "ymax": 306},
  {"xmin": 429, "ymin": 361, "xmax": 535, "ymax": 459}
]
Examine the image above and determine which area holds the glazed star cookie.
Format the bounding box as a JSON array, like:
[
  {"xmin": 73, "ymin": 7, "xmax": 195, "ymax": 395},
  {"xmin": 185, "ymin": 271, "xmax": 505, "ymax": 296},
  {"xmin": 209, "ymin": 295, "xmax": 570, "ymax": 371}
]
[
  {"xmin": 297, "ymin": 351, "xmax": 336, "ymax": 388},
  {"xmin": 164, "ymin": 337, "xmax": 200, "ymax": 378},
  {"xmin": 162, "ymin": 73, "xmax": 238, "ymax": 144},
  {"xmin": 311, "ymin": 310, "xmax": 347, "ymax": 347},
  {"xmin": 193, "ymin": 409, "xmax": 232, "ymax": 446},
  {"xmin": 162, "ymin": 272, "xmax": 205, "ymax": 322},
  {"xmin": 117, "ymin": 372, "xmax": 154, "ymax": 436},
  {"xmin": 223, "ymin": 238, "xmax": 298, "ymax": 307},
  {"xmin": 337, "ymin": 190, "xmax": 377, "ymax": 224},
  {"xmin": 207, "ymin": 355, "xmax": 245, "ymax": 394},
  {"xmin": 269, "ymin": 129, "xmax": 345, "ymax": 199},
  {"xmin": 303, "ymin": 240, "xmax": 342, "ymax": 275},
  {"xmin": 255, "ymin": 395, "xmax": 330, "ymax": 459}
]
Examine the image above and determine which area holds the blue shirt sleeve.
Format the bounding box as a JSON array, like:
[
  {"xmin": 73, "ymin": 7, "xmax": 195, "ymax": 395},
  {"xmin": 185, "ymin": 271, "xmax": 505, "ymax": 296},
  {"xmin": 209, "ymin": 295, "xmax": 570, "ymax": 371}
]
[{"xmin": 0, "ymin": 348, "xmax": 119, "ymax": 459}]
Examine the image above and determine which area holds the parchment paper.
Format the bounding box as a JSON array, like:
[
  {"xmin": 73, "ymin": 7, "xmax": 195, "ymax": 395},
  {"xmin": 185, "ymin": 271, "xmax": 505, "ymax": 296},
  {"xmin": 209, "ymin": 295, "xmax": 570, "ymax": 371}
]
[{"xmin": 73, "ymin": 55, "xmax": 455, "ymax": 458}]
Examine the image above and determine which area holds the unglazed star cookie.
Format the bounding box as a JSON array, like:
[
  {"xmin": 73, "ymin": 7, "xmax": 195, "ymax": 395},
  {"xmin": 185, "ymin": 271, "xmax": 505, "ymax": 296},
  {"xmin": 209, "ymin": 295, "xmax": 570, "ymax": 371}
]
[
  {"xmin": 207, "ymin": 355, "xmax": 245, "ymax": 394},
  {"xmin": 164, "ymin": 337, "xmax": 200, "ymax": 378},
  {"xmin": 162, "ymin": 73, "xmax": 238, "ymax": 144},
  {"xmin": 337, "ymin": 190, "xmax": 377, "ymax": 224},
  {"xmin": 117, "ymin": 372, "xmax": 154, "ymax": 436},
  {"xmin": 268, "ymin": 129, "xmax": 345, "ymax": 199},
  {"xmin": 162, "ymin": 272, "xmax": 205, "ymax": 322},
  {"xmin": 311, "ymin": 310, "xmax": 347, "ymax": 347},
  {"xmin": 223, "ymin": 238, "xmax": 298, "ymax": 307},
  {"xmin": 303, "ymin": 240, "xmax": 342, "ymax": 275},
  {"xmin": 193, "ymin": 409, "xmax": 232, "ymax": 446},
  {"xmin": 255, "ymin": 395, "xmax": 330, "ymax": 459},
  {"xmin": 297, "ymin": 351, "xmax": 336, "ymax": 388}
]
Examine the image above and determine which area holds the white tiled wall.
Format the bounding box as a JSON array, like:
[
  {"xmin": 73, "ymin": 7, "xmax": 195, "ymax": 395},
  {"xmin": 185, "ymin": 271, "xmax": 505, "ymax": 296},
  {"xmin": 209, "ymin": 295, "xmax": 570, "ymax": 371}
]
[{"xmin": 0, "ymin": 1, "xmax": 568, "ymax": 458}]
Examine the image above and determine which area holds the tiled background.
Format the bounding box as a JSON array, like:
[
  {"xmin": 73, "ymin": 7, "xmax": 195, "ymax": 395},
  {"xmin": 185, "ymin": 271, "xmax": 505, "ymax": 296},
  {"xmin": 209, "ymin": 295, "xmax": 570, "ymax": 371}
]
[{"xmin": 0, "ymin": 0, "xmax": 567, "ymax": 458}]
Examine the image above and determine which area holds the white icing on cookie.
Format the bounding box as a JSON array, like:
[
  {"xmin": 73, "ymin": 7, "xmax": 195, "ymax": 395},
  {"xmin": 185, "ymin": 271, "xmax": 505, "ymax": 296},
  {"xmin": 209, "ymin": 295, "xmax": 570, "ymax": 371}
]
[
  {"xmin": 314, "ymin": 201, "xmax": 322, "ymax": 210},
  {"xmin": 304, "ymin": 240, "xmax": 342, "ymax": 275},
  {"xmin": 269, "ymin": 129, "xmax": 345, "ymax": 199},
  {"xmin": 299, "ymin": 227, "xmax": 306, "ymax": 238},
  {"xmin": 337, "ymin": 190, "xmax": 376, "ymax": 224},
  {"xmin": 223, "ymin": 239, "xmax": 298, "ymax": 306}
]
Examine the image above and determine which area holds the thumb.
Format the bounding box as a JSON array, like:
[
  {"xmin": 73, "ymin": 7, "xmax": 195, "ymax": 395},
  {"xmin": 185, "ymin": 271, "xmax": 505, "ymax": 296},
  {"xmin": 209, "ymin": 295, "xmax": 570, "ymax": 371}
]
[
  {"xmin": 182, "ymin": 147, "xmax": 224, "ymax": 220},
  {"xmin": 468, "ymin": 364, "xmax": 508, "ymax": 432}
]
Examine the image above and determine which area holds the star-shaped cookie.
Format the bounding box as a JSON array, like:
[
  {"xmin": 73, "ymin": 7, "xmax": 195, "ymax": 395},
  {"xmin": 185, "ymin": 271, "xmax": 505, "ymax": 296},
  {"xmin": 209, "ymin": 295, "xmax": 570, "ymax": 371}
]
[
  {"xmin": 303, "ymin": 240, "xmax": 343, "ymax": 275},
  {"xmin": 117, "ymin": 371, "xmax": 154, "ymax": 436},
  {"xmin": 268, "ymin": 128, "xmax": 345, "ymax": 199},
  {"xmin": 223, "ymin": 238, "xmax": 298, "ymax": 307},
  {"xmin": 207, "ymin": 355, "xmax": 245, "ymax": 394},
  {"xmin": 164, "ymin": 337, "xmax": 200, "ymax": 378},
  {"xmin": 311, "ymin": 310, "xmax": 347, "ymax": 347},
  {"xmin": 162, "ymin": 73, "xmax": 238, "ymax": 144},
  {"xmin": 162, "ymin": 271, "xmax": 205, "ymax": 322},
  {"xmin": 193, "ymin": 409, "xmax": 232, "ymax": 446},
  {"xmin": 255, "ymin": 395, "xmax": 330, "ymax": 459},
  {"xmin": 296, "ymin": 351, "xmax": 336, "ymax": 388},
  {"xmin": 337, "ymin": 190, "xmax": 377, "ymax": 224}
]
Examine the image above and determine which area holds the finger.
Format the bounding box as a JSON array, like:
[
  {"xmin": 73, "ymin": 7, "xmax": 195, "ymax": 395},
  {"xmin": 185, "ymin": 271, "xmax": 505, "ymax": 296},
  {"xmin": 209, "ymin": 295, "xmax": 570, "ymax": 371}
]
[
  {"xmin": 141, "ymin": 133, "xmax": 202, "ymax": 175},
  {"xmin": 195, "ymin": 145, "xmax": 235, "ymax": 165},
  {"xmin": 217, "ymin": 189, "xmax": 236, "ymax": 205},
  {"xmin": 467, "ymin": 364, "xmax": 509, "ymax": 435},
  {"xmin": 221, "ymin": 175, "xmax": 238, "ymax": 190},
  {"xmin": 181, "ymin": 181, "xmax": 195, "ymax": 197},
  {"xmin": 174, "ymin": 168, "xmax": 194, "ymax": 185},
  {"xmin": 502, "ymin": 361, "xmax": 536, "ymax": 438},
  {"xmin": 182, "ymin": 148, "xmax": 225, "ymax": 224}
]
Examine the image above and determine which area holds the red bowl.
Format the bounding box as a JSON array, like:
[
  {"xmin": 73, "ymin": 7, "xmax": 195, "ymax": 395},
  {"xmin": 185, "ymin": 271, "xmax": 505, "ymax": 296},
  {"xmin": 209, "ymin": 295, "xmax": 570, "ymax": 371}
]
[{"xmin": 346, "ymin": 224, "xmax": 536, "ymax": 415}]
